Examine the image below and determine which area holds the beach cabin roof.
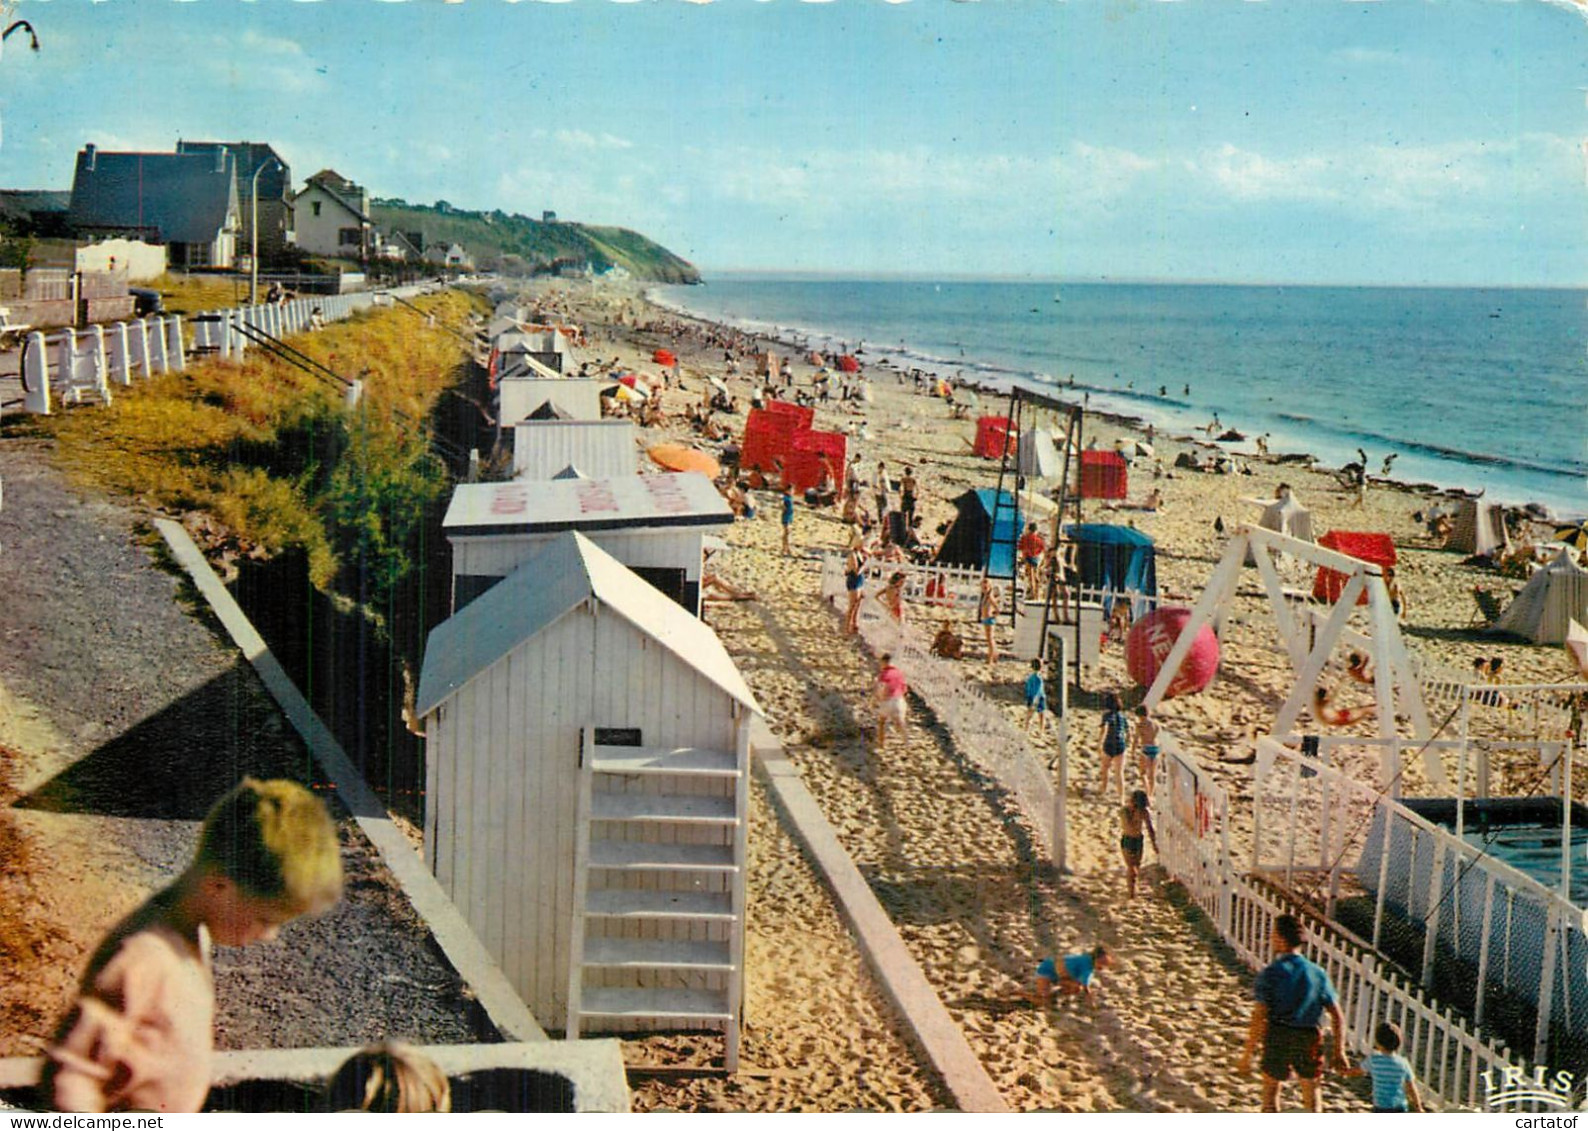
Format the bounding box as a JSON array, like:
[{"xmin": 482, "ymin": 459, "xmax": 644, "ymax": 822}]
[
  {"xmin": 443, "ymin": 471, "xmax": 731, "ymax": 536},
  {"xmin": 415, "ymin": 530, "xmax": 759, "ymax": 718},
  {"xmin": 1064, "ymin": 523, "xmax": 1158, "ymax": 611},
  {"xmin": 1450, "ymin": 498, "xmax": 1511, "ymax": 559},
  {"xmin": 510, "ymin": 419, "xmax": 639, "ymax": 481}
]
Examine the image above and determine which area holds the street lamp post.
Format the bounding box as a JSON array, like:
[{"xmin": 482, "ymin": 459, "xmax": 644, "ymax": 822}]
[{"xmin": 249, "ymin": 157, "xmax": 281, "ymax": 305}]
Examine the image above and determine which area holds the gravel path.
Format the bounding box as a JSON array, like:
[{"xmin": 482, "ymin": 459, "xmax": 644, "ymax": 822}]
[{"xmin": 0, "ymin": 432, "xmax": 489, "ymax": 1057}]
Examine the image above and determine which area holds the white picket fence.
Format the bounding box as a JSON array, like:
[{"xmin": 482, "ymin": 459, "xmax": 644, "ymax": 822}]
[
  {"xmin": 1154, "ymin": 736, "xmax": 1547, "ymax": 1112},
  {"xmin": 14, "ymin": 291, "xmax": 378, "ymax": 416}
]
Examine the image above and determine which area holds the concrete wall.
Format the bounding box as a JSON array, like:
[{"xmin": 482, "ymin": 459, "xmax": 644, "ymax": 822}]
[{"xmin": 75, "ymin": 239, "xmax": 166, "ymax": 281}]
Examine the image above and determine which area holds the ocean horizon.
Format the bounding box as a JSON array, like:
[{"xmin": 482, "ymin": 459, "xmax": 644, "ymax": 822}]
[{"xmin": 653, "ymin": 276, "xmax": 1587, "ymax": 521}]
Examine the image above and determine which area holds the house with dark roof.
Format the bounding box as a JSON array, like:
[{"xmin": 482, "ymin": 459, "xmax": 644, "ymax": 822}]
[
  {"xmin": 291, "ymin": 169, "xmax": 371, "ymax": 260},
  {"xmin": 175, "ymin": 140, "xmax": 294, "ymax": 261},
  {"xmin": 67, "ymin": 144, "xmax": 241, "ymax": 269}
]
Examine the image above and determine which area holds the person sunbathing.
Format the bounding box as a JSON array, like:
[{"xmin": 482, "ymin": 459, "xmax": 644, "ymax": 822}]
[
  {"xmin": 1314, "ymin": 685, "xmax": 1376, "ymax": 726},
  {"xmin": 1345, "ymin": 651, "xmax": 1375, "ymax": 684}
]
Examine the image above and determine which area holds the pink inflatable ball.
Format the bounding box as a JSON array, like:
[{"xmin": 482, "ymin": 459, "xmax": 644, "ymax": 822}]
[{"xmin": 1125, "ymin": 605, "xmax": 1220, "ymax": 699}]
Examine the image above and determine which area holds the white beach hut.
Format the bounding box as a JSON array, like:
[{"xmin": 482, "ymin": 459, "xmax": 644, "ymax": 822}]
[
  {"xmin": 512, "ymin": 419, "xmax": 638, "ymax": 481},
  {"xmin": 498, "ymin": 377, "xmax": 610, "ymax": 425},
  {"xmin": 443, "ymin": 471, "xmax": 733, "ymax": 615},
  {"xmin": 415, "ymin": 532, "xmax": 761, "ymax": 1069}
]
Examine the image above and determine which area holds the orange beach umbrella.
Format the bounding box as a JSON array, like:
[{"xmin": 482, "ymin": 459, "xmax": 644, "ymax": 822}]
[{"xmin": 648, "ymin": 444, "xmax": 721, "ymax": 478}]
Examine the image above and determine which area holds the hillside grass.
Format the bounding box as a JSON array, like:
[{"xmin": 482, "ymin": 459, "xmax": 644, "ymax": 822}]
[{"xmin": 36, "ymin": 290, "xmax": 480, "ymax": 606}]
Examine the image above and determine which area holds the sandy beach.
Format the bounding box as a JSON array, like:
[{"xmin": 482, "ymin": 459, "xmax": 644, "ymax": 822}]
[{"xmin": 522, "ymin": 277, "xmax": 1582, "ymax": 1113}]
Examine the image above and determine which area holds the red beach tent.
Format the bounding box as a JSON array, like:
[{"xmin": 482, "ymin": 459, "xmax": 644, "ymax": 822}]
[
  {"xmin": 1312, "ymin": 531, "xmax": 1398, "ymax": 604},
  {"xmin": 974, "ymin": 415, "xmax": 1016, "ymax": 460},
  {"xmin": 1080, "ymin": 450, "xmax": 1129, "ymax": 499}
]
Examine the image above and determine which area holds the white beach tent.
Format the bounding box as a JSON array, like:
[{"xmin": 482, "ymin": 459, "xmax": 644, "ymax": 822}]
[
  {"xmin": 1017, "ymin": 427, "xmax": 1061, "ymax": 479},
  {"xmin": 1447, "ymin": 497, "xmax": 1511, "ymax": 558},
  {"xmin": 1493, "ymin": 547, "xmax": 1588, "ymax": 644},
  {"xmin": 416, "ymin": 530, "xmax": 761, "ymax": 1067},
  {"xmin": 1243, "ymin": 488, "xmax": 1314, "ymax": 565}
]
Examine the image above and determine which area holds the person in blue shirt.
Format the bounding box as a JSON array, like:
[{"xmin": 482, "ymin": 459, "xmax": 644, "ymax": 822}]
[
  {"xmin": 1237, "ymin": 914, "xmax": 1348, "ymax": 1111},
  {"xmin": 1030, "ymin": 944, "xmax": 1112, "ymax": 1007},
  {"xmin": 780, "ymin": 486, "xmax": 795, "ymax": 556},
  {"xmin": 1346, "ymin": 1022, "xmax": 1422, "ymax": 1112},
  {"xmin": 1023, "ymin": 659, "xmax": 1050, "ymax": 734}
]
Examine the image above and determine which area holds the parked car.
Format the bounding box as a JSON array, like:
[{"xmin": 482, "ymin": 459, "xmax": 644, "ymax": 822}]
[{"xmin": 128, "ymin": 287, "xmax": 164, "ymax": 317}]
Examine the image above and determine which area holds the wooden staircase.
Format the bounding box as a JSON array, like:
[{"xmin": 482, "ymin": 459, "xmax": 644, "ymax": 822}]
[{"xmin": 567, "ymin": 724, "xmax": 749, "ymax": 1070}]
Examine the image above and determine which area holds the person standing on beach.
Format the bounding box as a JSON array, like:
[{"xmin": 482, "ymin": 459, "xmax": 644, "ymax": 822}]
[
  {"xmin": 874, "ymin": 461, "xmax": 891, "ymax": 528},
  {"xmin": 1237, "ymin": 913, "xmax": 1349, "ymax": 1112},
  {"xmin": 1119, "ymin": 789, "xmax": 1158, "ymax": 900},
  {"xmin": 1023, "ymin": 659, "xmax": 1050, "ymax": 734},
  {"xmin": 899, "ymin": 465, "xmax": 918, "ymax": 522},
  {"xmin": 874, "ymin": 652, "xmax": 908, "ymax": 750},
  {"xmin": 1134, "ymin": 705, "xmax": 1160, "ymax": 799},
  {"xmin": 780, "ymin": 485, "xmax": 795, "ymax": 556},
  {"xmin": 1018, "ymin": 522, "xmax": 1047, "ymax": 597},
  {"xmin": 874, "ymin": 571, "xmax": 907, "ymax": 625},
  {"xmin": 977, "ymin": 578, "xmax": 1001, "ymax": 666},
  {"xmin": 1098, "ymin": 692, "xmax": 1130, "ymax": 800},
  {"xmin": 843, "ymin": 530, "xmax": 867, "ymax": 635}
]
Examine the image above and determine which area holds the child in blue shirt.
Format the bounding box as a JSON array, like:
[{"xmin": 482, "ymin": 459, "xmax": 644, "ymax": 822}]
[
  {"xmin": 1023, "ymin": 659, "xmax": 1050, "ymax": 734},
  {"xmin": 1031, "ymin": 944, "xmax": 1112, "ymax": 1007},
  {"xmin": 1348, "ymin": 1022, "xmax": 1422, "ymax": 1112},
  {"xmin": 780, "ymin": 486, "xmax": 795, "ymax": 555}
]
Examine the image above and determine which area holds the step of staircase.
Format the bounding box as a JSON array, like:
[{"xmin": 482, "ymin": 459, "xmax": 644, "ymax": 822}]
[
  {"xmin": 577, "ymin": 986, "xmax": 732, "ymax": 1023},
  {"xmin": 590, "ymin": 745, "xmax": 740, "ymax": 778},
  {"xmin": 589, "ymin": 792, "xmax": 737, "ymax": 825},
  {"xmin": 582, "ymin": 936, "xmax": 733, "ymax": 971},
  {"xmin": 583, "ymin": 889, "xmax": 734, "ymax": 921},
  {"xmin": 587, "ymin": 839, "xmax": 738, "ymax": 873}
]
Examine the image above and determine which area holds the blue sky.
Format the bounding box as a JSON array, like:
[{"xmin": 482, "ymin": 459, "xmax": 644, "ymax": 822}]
[{"xmin": 2, "ymin": 0, "xmax": 1585, "ymax": 285}]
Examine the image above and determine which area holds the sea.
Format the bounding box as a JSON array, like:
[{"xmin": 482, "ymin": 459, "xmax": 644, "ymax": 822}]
[{"xmin": 651, "ymin": 277, "xmax": 1588, "ymax": 520}]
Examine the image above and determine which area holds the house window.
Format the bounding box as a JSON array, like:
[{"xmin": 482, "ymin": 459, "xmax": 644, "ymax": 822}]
[
  {"xmin": 311, "ymin": 201, "xmax": 322, "ymax": 217},
  {"xmin": 338, "ymin": 228, "xmax": 361, "ymax": 247}
]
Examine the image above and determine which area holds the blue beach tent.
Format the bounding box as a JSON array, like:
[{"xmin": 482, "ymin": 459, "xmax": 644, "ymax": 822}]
[
  {"xmin": 936, "ymin": 488, "xmax": 1021, "ymax": 578},
  {"xmin": 1065, "ymin": 523, "xmax": 1157, "ymax": 614}
]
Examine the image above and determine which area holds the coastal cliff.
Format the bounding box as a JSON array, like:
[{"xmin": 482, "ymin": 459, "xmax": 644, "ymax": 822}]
[{"xmin": 370, "ymin": 199, "xmax": 700, "ymax": 283}]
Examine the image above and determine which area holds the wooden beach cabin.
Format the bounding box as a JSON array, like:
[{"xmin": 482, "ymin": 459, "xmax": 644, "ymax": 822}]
[
  {"xmin": 415, "ymin": 531, "xmax": 762, "ymax": 1069},
  {"xmin": 512, "ymin": 419, "xmax": 639, "ymax": 481},
  {"xmin": 442, "ymin": 472, "xmax": 732, "ymax": 616},
  {"xmin": 498, "ymin": 377, "xmax": 609, "ymax": 425}
]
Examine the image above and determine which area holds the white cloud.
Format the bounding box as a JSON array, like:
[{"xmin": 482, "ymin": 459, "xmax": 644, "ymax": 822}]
[
  {"xmin": 554, "ymin": 129, "xmax": 634, "ymax": 151},
  {"xmin": 1195, "ymin": 143, "xmax": 1341, "ymax": 204},
  {"xmin": 1330, "ymin": 47, "xmax": 1407, "ymax": 67}
]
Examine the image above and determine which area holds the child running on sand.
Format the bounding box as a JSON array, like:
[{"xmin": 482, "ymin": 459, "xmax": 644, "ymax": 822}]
[
  {"xmin": 1120, "ymin": 790, "xmax": 1159, "ymax": 900},
  {"xmin": 1031, "ymin": 944, "xmax": 1113, "ymax": 1007},
  {"xmin": 45, "ymin": 778, "xmax": 342, "ymax": 1113}
]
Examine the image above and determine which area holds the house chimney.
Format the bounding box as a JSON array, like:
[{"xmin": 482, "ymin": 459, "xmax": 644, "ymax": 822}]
[{"xmin": 83, "ymin": 144, "xmax": 96, "ymax": 172}]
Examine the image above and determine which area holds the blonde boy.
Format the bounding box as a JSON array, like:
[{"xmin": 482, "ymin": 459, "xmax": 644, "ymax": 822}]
[{"xmin": 45, "ymin": 778, "xmax": 342, "ymax": 1113}]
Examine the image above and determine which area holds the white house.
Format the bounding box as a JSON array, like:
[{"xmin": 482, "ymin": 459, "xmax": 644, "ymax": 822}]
[
  {"xmin": 291, "ymin": 169, "xmax": 371, "ymax": 259},
  {"xmin": 442, "ymin": 472, "xmax": 732, "ymax": 615},
  {"xmin": 415, "ymin": 531, "xmax": 761, "ymax": 1068}
]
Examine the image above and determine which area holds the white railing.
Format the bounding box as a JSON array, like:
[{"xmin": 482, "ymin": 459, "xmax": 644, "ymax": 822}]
[
  {"xmin": 14, "ymin": 291, "xmax": 381, "ymax": 416},
  {"xmin": 1151, "ymin": 734, "xmax": 1559, "ymax": 1111}
]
